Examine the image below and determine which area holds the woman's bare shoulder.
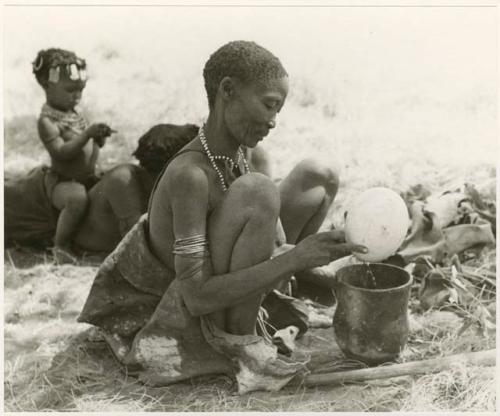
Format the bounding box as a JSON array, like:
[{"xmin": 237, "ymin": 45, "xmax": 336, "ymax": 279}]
[
  {"xmin": 163, "ymin": 150, "xmax": 209, "ymax": 190},
  {"xmin": 150, "ymin": 151, "xmax": 210, "ymax": 220}
]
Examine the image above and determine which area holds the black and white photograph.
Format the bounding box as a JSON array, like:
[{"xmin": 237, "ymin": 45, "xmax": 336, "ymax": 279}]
[{"xmin": 3, "ymin": 0, "xmax": 497, "ymax": 412}]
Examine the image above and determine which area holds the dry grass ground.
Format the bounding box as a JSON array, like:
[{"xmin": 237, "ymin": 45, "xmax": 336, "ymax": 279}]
[
  {"xmin": 3, "ymin": 6, "xmax": 497, "ymax": 412},
  {"xmin": 3, "ymin": 250, "xmax": 496, "ymax": 412}
]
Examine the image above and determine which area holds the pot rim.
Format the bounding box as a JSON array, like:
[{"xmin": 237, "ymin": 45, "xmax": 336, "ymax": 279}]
[{"xmin": 336, "ymin": 262, "xmax": 413, "ymax": 293}]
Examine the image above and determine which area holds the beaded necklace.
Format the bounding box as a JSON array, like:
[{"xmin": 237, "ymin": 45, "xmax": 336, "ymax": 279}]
[
  {"xmin": 40, "ymin": 103, "xmax": 88, "ymax": 134},
  {"xmin": 199, "ymin": 126, "xmax": 250, "ymax": 192}
]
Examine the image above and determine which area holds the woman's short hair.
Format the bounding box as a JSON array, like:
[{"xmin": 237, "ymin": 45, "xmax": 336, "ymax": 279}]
[
  {"xmin": 132, "ymin": 124, "xmax": 199, "ymax": 173},
  {"xmin": 203, "ymin": 40, "xmax": 288, "ymax": 108}
]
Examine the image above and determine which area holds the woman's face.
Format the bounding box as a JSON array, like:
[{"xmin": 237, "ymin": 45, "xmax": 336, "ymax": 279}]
[{"xmin": 224, "ymin": 76, "xmax": 289, "ymax": 148}]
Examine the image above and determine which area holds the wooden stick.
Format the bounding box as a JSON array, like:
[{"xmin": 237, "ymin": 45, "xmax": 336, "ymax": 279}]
[{"xmin": 303, "ymin": 349, "xmax": 496, "ymax": 388}]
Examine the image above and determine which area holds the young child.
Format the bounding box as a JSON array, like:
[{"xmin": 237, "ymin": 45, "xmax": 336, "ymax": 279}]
[{"xmin": 33, "ymin": 48, "xmax": 114, "ymax": 263}]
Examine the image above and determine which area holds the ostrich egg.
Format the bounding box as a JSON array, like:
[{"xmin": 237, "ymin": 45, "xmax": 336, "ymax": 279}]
[{"xmin": 344, "ymin": 187, "xmax": 409, "ymax": 262}]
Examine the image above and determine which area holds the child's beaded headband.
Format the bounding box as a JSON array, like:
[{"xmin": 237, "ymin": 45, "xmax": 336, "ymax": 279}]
[{"xmin": 33, "ymin": 57, "xmax": 87, "ymax": 83}]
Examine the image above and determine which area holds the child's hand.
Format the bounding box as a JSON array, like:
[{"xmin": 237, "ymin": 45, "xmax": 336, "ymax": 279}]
[{"xmin": 85, "ymin": 123, "xmax": 116, "ymax": 147}]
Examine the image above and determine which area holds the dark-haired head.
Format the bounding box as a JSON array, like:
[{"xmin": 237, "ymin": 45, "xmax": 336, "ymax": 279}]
[
  {"xmin": 33, "ymin": 48, "xmax": 87, "ymax": 88},
  {"xmin": 132, "ymin": 124, "xmax": 199, "ymax": 174},
  {"xmin": 203, "ymin": 40, "xmax": 288, "ymax": 109}
]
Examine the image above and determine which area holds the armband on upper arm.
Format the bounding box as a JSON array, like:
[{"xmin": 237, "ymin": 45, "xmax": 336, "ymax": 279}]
[
  {"xmin": 173, "ymin": 235, "xmax": 212, "ymax": 282},
  {"xmin": 173, "ymin": 235, "xmax": 209, "ymax": 258}
]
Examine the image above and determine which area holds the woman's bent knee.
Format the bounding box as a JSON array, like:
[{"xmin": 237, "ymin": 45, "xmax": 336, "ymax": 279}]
[
  {"xmin": 229, "ymin": 172, "xmax": 280, "ymax": 213},
  {"xmin": 294, "ymin": 158, "xmax": 339, "ymax": 196}
]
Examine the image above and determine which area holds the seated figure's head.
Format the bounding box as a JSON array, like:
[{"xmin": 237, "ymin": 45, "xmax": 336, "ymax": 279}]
[
  {"xmin": 33, "ymin": 48, "xmax": 87, "ymax": 111},
  {"xmin": 203, "ymin": 40, "xmax": 289, "ymax": 148},
  {"xmin": 133, "ymin": 124, "xmax": 199, "ymax": 174}
]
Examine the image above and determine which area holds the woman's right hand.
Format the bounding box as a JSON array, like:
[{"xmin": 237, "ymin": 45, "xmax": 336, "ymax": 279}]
[{"xmin": 292, "ymin": 230, "xmax": 367, "ymax": 269}]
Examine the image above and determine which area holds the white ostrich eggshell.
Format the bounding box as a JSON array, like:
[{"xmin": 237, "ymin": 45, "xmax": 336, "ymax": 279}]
[{"xmin": 345, "ymin": 187, "xmax": 409, "ymax": 262}]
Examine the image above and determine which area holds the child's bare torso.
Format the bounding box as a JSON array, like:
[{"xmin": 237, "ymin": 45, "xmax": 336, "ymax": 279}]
[
  {"xmin": 53, "ymin": 128, "xmax": 99, "ymax": 181},
  {"xmin": 40, "ymin": 104, "xmax": 99, "ymax": 182}
]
